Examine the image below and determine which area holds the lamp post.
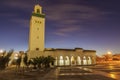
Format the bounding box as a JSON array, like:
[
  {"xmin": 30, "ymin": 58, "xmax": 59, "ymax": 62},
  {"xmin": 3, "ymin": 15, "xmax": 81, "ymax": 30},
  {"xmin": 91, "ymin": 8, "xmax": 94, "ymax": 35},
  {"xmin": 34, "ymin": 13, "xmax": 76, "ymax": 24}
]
[
  {"xmin": 107, "ymin": 51, "xmax": 112, "ymax": 61},
  {"xmin": 108, "ymin": 51, "xmax": 112, "ymax": 55},
  {"xmin": 0, "ymin": 49, "xmax": 3, "ymax": 57},
  {"xmin": 0, "ymin": 50, "xmax": 3, "ymax": 53}
]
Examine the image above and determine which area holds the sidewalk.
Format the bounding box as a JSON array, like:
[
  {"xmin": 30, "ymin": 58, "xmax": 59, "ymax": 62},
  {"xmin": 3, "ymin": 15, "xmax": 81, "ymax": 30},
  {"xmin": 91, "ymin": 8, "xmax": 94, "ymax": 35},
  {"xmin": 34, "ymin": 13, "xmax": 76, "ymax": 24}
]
[
  {"xmin": 83, "ymin": 67, "xmax": 120, "ymax": 80},
  {"xmin": 42, "ymin": 68, "xmax": 59, "ymax": 80},
  {"xmin": 42, "ymin": 67, "xmax": 117, "ymax": 80},
  {"xmin": 0, "ymin": 66, "xmax": 118, "ymax": 80}
]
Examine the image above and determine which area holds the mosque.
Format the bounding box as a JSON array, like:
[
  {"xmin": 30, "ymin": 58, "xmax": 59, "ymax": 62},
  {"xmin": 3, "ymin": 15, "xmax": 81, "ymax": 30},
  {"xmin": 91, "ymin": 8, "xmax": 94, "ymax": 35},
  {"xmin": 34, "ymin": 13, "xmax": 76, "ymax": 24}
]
[{"xmin": 27, "ymin": 4, "xmax": 96, "ymax": 66}]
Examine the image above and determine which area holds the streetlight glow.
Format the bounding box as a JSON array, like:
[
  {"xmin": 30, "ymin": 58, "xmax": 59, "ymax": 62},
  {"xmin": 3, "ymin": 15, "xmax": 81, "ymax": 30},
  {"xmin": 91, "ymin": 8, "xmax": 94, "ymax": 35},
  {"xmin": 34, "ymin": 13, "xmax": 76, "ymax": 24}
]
[
  {"xmin": 0, "ymin": 50, "xmax": 3, "ymax": 53},
  {"xmin": 108, "ymin": 51, "xmax": 112, "ymax": 55}
]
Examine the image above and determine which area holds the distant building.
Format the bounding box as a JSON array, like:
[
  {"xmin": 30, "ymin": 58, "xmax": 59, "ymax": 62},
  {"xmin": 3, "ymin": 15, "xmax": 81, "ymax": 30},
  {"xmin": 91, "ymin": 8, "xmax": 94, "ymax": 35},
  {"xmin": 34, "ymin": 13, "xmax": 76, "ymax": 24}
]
[
  {"xmin": 113, "ymin": 54, "xmax": 120, "ymax": 60},
  {"xmin": 27, "ymin": 4, "xmax": 96, "ymax": 66}
]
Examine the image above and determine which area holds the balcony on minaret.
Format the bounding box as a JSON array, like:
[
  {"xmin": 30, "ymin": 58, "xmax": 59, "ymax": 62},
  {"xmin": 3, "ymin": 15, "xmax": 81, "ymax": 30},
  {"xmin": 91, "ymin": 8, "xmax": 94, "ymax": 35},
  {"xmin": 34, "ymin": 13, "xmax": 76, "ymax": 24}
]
[{"xmin": 32, "ymin": 4, "xmax": 45, "ymax": 18}]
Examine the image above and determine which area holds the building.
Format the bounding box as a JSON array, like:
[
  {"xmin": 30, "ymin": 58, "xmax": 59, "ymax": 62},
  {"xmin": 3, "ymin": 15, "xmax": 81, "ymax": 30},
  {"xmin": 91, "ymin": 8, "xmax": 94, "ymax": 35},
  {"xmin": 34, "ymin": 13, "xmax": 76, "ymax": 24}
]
[{"xmin": 27, "ymin": 4, "xmax": 96, "ymax": 66}]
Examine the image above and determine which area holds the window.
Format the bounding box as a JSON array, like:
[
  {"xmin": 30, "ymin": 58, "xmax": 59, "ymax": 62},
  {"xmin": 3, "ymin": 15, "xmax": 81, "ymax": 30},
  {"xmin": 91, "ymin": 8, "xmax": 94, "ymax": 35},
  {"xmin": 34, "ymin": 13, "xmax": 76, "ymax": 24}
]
[
  {"xmin": 35, "ymin": 20, "xmax": 41, "ymax": 24},
  {"xmin": 37, "ymin": 9, "xmax": 40, "ymax": 13},
  {"xmin": 35, "ymin": 20, "xmax": 37, "ymax": 23},
  {"xmin": 37, "ymin": 28, "xmax": 39, "ymax": 30},
  {"xmin": 37, "ymin": 36, "xmax": 39, "ymax": 39},
  {"xmin": 36, "ymin": 48, "xmax": 39, "ymax": 51}
]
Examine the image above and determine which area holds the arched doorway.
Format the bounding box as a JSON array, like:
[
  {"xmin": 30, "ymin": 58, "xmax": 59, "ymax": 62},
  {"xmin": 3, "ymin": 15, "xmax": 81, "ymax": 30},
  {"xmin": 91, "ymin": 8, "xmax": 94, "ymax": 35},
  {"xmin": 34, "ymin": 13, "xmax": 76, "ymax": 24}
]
[
  {"xmin": 77, "ymin": 56, "xmax": 81, "ymax": 65},
  {"xmin": 83, "ymin": 56, "xmax": 87, "ymax": 65},
  {"xmin": 65, "ymin": 56, "xmax": 70, "ymax": 66},
  {"xmin": 55, "ymin": 57, "xmax": 58, "ymax": 66},
  {"xmin": 59, "ymin": 56, "xmax": 64, "ymax": 66},
  {"xmin": 71, "ymin": 56, "xmax": 76, "ymax": 65},
  {"xmin": 88, "ymin": 56, "xmax": 92, "ymax": 65}
]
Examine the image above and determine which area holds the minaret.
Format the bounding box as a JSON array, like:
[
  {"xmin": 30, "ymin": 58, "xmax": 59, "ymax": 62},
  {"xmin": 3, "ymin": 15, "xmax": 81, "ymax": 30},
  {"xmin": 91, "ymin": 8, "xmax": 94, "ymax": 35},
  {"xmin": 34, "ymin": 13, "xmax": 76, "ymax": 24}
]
[{"xmin": 29, "ymin": 4, "xmax": 45, "ymax": 52}]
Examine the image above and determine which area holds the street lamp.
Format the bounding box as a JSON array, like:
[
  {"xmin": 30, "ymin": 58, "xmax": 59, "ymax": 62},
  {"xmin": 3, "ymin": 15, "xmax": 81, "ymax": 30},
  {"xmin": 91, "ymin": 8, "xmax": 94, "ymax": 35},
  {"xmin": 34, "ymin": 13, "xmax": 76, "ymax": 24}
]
[
  {"xmin": 107, "ymin": 51, "xmax": 112, "ymax": 61},
  {"xmin": 108, "ymin": 51, "xmax": 112, "ymax": 55},
  {"xmin": 0, "ymin": 49, "xmax": 3, "ymax": 56},
  {"xmin": 0, "ymin": 49, "xmax": 3, "ymax": 53}
]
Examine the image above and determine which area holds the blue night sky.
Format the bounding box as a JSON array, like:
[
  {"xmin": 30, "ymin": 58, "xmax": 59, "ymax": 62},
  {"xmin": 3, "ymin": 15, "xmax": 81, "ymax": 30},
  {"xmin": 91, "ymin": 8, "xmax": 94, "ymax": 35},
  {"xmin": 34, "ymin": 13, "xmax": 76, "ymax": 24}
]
[{"xmin": 0, "ymin": 0, "xmax": 120, "ymax": 55}]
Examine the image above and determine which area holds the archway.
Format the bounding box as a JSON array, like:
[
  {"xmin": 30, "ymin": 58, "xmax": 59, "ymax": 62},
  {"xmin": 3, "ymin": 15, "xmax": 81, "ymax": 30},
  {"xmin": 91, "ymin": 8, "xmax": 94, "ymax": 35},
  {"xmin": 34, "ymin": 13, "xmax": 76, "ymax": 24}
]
[
  {"xmin": 65, "ymin": 56, "xmax": 70, "ymax": 66},
  {"xmin": 71, "ymin": 56, "xmax": 76, "ymax": 65},
  {"xmin": 77, "ymin": 56, "xmax": 81, "ymax": 65},
  {"xmin": 83, "ymin": 56, "xmax": 87, "ymax": 65},
  {"xmin": 55, "ymin": 57, "xmax": 58, "ymax": 66},
  {"xmin": 59, "ymin": 56, "xmax": 64, "ymax": 66},
  {"xmin": 88, "ymin": 56, "xmax": 92, "ymax": 65}
]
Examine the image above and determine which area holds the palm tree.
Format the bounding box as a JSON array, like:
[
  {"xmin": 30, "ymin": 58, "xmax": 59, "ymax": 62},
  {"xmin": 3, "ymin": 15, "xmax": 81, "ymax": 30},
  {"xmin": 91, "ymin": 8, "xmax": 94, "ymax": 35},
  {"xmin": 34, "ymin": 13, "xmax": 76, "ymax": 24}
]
[
  {"xmin": 29, "ymin": 58, "xmax": 38, "ymax": 69},
  {"xmin": 16, "ymin": 55, "xmax": 22, "ymax": 68},
  {"xmin": 43, "ymin": 57, "xmax": 49, "ymax": 68},
  {"xmin": 43, "ymin": 56, "xmax": 55, "ymax": 68},
  {"xmin": 49, "ymin": 56, "xmax": 55, "ymax": 66},
  {"xmin": 28, "ymin": 56, "xmax": 55, "ymax": 69},
  {"xmin": 0, "ymin": 49, "xmax": 13, "ymax": 70},
  {"xmin": 36, "ymin": 56, "xmax": 45, "ymax": 69},
  {"xmin": 23, "ymin": 53, "xmax": 29, "ymax": 67}
]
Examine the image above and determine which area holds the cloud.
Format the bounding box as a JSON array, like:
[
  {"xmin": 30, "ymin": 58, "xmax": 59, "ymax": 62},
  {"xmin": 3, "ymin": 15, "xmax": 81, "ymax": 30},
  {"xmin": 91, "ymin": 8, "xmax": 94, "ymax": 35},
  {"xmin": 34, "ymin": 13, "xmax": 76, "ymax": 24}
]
[
  {"xmin": 45, "ymin": 4, "xmax": 105, "ymax": 36},
  {"xmin": 53, "ymin": 26, "xmax": 80, "ymax": 36},
  {"xmin": 0, "ymin": 1, "xmax": 31, "ymax": 28},
  {"xmin": 45, "ymin": 4, "xmax": 104, "ymax": 22},
  {"xmin": 44, "ymin": 3, "xmax": 112, "ymax": 37},
  {"xmin": 11, "ymin": 18, "xmax": 29, "ymax": 27},
  {"xmin": 0, "ymin": 12, "xmax": 29, "ymax": 27},
  {"xmin": 54, "ymin": 32, "xmax": 67, "ymax": 37},
  {"xmin": 2, "ymin": 0, "xmax": 32, "ymax": 9},
  {"xmin": 0, "ymin": 13, "xmax": 17, "ymax": 17},
  {"xmin": 58, "ymin": 27, "xmax": 79, "ymax": 32}
]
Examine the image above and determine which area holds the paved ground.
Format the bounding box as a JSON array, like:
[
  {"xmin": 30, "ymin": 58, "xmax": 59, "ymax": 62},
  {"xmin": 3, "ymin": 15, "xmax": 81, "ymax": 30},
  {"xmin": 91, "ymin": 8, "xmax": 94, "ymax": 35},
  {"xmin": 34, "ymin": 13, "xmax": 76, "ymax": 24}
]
[
  {"xmin": 1, "ymin": 64, "xmax": 120, "ymax": 80},
  {"xmin": 44, "ymin": 64, "xmax": 120, "ymax": 80},
  {"xmin": 0, "ymin": 68, "xmax": 51, "ymax": 80}
]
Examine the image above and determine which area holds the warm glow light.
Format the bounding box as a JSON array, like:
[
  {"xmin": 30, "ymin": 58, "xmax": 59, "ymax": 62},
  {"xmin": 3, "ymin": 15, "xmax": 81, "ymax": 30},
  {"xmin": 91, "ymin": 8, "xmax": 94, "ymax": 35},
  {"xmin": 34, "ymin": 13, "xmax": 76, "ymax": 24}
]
[
  {"xmin": 109, "ymin": 66, "xmax": 114, "ymax": 69},
  {"xmin": 0, "ymin": 50, "xmax": 3, "ymax": 53},
  {"xmin": 110, "ymin": 74, "xmax": 116, "ymax": 79},
  {"xmin": 14, "ymin": 53, "xmax": 19, "ymax": 59},
  {"xmin": 108, "ymin": 51, "xmax": 112, "ymax": 54},
  {"xmin": 15, "ymin": 53, "xmax": 18, "ymax": 56}
]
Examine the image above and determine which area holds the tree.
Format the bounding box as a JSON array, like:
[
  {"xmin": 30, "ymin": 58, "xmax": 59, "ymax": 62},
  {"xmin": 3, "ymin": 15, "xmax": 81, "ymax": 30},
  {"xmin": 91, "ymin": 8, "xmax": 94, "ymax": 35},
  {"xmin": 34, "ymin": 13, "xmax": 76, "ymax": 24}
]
[
  {"xmin": 0, "ymin": 49, "xmax": 14, "ymax": 70},
  {"xmin": 16, "ymin": 56, "xmax": 21, "ymax": 68},
  {"xmin": 28, "ymin": 56, "xmax": 55, "ymax": 69},
  {"xmin": 43, "ymin": 56, "xmax": 55, "ymax": 68},
  {"xmin": 36, "ymin": 56, "xmax": 44, "ymax": 68},
  {"xmin": 29, "ymin": 58, "xmax": 38, "ymax": 69},
  {"xmin": 23, "ymin": 53, "xmax": 28, "ymax": 66},
  {"xmin": 48, "ymin": 56, "xmax": 55, "ymax": 66}
]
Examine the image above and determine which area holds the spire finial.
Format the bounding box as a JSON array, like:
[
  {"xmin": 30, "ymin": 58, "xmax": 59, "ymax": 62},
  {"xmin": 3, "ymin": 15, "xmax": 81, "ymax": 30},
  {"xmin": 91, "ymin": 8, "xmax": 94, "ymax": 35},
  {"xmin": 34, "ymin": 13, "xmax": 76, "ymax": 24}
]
[{"xmin": 35, "ymin": 0, "xmax": 39, "ymax": 4}]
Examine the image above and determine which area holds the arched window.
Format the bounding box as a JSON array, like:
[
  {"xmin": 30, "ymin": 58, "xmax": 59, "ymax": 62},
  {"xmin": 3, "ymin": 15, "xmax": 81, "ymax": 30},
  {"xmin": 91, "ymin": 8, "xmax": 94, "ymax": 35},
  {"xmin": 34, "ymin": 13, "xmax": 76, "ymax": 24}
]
[
  {"xmin": 77, "ymin": 56, "xmax": 81, "ymax": 65},
  {"xmin": 55, "ymin": 57, "xmax": 58, "ymax": 66},
  {"xmin": 65, "ymin": 56, "xmax": 70, "ymax": 65},
  {"xmin": 59, "ymin": 56, "xmax": 64, "ymax": 66},
  {"xmin": 37, "ymin": 9, "xmax": 40, "ymax": 13},
  {"xmin": 71, "ymin": 56, "xmax": 76, "ymax": 65},
  {"xmin": 83, "ymin": 56, "xmax": 87, "ymax": 65},
  {"xmin": 88, "ymin": 56, "xmax": 92, "ymax": 65}
]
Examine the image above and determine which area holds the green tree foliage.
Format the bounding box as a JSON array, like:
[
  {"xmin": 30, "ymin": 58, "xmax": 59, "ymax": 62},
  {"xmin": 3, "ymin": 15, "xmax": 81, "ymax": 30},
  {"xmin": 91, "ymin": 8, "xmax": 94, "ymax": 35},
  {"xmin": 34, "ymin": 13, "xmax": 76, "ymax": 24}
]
[
  {"xmin": 16, "ymin": 56, "xmax": 21, "ymax": 67},
  {"xmin": 22, "ymin": 53, "xmax": 55, "ymax": 69},
  {"xmin": 0, "ymin": 49, "xmax": 14, "ymax": 70},
  {"xmin": 29, "ymin": 57, "xmax": 38, "ymax": 69},
  {"xmin": 43, "ymin": 56, "xmax": 55, "ymax": 68},
  {"xmin": 23, "ymin": 53, "xmax": 28, "ymax": 66},
  {"xmin": 35, "ymin": 56, "xmax": 45, "ymax": 68},
  {"xmin": 27, "ymin": 55, "xmax": 55, "ymax": 69}
]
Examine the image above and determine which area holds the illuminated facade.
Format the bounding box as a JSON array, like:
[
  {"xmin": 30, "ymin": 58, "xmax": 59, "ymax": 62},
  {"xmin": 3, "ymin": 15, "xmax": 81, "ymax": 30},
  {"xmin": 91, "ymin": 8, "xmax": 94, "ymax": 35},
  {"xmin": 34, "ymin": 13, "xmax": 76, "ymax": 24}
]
[
  {"xmin": 28, "ymin": 4, "xmax": 96, "ymax": 66},
  {"xmin": 29, "ymin": 4, "xmax": 45, "ymax": 51}
]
